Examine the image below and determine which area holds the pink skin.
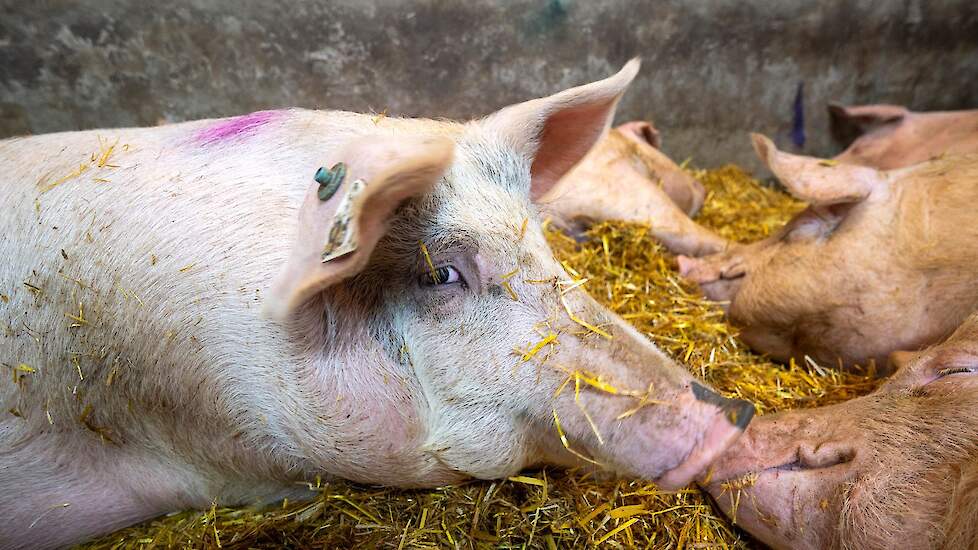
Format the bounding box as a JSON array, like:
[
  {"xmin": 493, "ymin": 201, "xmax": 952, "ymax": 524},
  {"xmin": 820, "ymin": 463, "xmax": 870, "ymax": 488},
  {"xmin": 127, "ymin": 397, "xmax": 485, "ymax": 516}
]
[
  {"xmin": 830, "ymin": 103, "xmax": 978, "ymax": 170},
  {"xmin": 614, "ymin": 120, "xmax": 706, "ymax": 216},
  {"xmin": 703, "ymin": 313, "xmax": 978, "ymax": 550},
  {"xmin": 0, "ymin": 62, "xmax": 757, "ymax": 548},
  {"xmin": 542, "ymin": 121, "xmax": 725, "ymax": 256},
  {"xmin": 194, "ymin": 110, "xmax": 285, "ymax": 145},
  {"xmin": 674, "ymin": 134, "xmax": 978, "ymax": 370},
  {"xmin": 617, "ymin": 120, "xmax": 661, "ymax": 148}
]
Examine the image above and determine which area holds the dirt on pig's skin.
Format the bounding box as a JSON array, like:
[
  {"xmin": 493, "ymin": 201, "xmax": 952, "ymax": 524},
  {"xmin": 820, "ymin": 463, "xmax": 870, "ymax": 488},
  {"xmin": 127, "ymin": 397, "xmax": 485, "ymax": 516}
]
[{"xmin": 82, "ymin": 166, "xmax": 877, "ymax": 549}]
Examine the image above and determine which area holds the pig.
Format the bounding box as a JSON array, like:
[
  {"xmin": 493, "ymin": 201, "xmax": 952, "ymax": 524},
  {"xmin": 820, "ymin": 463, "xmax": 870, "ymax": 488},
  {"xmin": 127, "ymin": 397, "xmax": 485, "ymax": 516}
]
[
  {"xmin": 540, "ymin": 120, "xmax": 726, "ymax": 257},
  {"xmin": 704, "ymin": 311, "xmax": 978, "ymax": 550},
  {"xmin": 0, "ymin": 60, "xmax": 754, "ymax": 549},
  {"xmin": 830, "ymin": 103, "xmax": 978, "ymax": 170},
  {"xmin": 675, "ymin": 134, "xmax": 978, "ymax": 370}
]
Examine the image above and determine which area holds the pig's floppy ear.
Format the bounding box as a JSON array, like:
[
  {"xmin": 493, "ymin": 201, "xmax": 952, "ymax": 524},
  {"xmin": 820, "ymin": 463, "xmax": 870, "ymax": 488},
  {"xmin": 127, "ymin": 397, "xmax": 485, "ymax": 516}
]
[
  {"xmin": 265, "ymin": 135, "xmax": 454, "ymax": 320},
  {"xmin": 482, "ymin": 58, "xmax": 641, "ymax": 200},
  {"xmin": 751, "ymin": 133, "xmax": 885, "ymax": 206},
  {"xmin": 828, "ymin": 103, "xmax": 908, "ymax": 146}
]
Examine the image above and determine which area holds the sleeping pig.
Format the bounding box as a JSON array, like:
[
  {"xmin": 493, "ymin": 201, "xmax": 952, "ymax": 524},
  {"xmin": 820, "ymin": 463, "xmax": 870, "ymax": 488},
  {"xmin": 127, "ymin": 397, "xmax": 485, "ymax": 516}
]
[
  {"xmin": 0, "ymin": 60, "xmax": 753, "ymax": 548},
  {"xmin": 676, "ymin": 135, "xmax": 978, "ymax": 370},
  {"xmin": 830, "ymin": 103, "xmax": 978, "ymax": 170},
  {"xmin": 540, "ymin": 120, "xmax": 725, "ymax": 256},
  {"xmin": 704, "ymin": 311, "xmax": 978, "ymax": 549}
]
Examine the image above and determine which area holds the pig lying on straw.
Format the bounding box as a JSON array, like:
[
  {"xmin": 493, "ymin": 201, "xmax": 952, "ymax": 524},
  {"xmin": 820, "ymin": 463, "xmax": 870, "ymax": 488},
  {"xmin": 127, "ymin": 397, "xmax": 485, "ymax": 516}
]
[
  {"xmin": 540, "ymin": 119, "xmax": 719, "ymax": 256},
  {"xmin": 0, "ymin": 60, "xmax": 752, "ymax": 549},
  {"xmin": 830, "ymin": 103, "xmax": 978, "ymax": 170},
  {"xmin": 656, "ymin": 134, "xmax": 978, "ymax": 370},
  {"xmin": 706, "ymin": 311, "xmax": 978, "ymax": 549}
]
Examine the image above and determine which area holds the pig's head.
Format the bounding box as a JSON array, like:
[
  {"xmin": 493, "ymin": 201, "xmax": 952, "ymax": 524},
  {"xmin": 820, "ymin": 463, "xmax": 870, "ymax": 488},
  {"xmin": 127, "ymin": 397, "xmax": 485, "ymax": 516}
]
[
  {"xmin": 829, "ymin": 103, "xmax": 978, "ymax": 170},
  {"xmin": 538, "ymin": 118, "xmax": 720, "ymax": 256},
  {"xmin": 677, "ymin": 134, "xmax": 978, "ymax": 369},
  {"xmin": 703, "ymin": 312, "xmax": 978, "ymax": 550},
  {"xmin": 263, "ymin": 61, "xmax": 753, "ymax": 489},
  {"xmin": 613, "ymin": 120, "xmax": 706, "ymax": 216},
  {"xmin": 828, "ymin": 103, "xmax": 911, "ymax": 170}
]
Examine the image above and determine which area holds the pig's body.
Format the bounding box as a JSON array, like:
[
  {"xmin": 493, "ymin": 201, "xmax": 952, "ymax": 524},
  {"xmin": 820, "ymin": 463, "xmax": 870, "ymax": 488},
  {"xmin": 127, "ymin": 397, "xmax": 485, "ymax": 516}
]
[
  {"xmin": 0, "ymin": 63, "xmax": 752, "ymax": 549},
  {"xmin": 830, "ymin": 104, "xmax": 978, "ymax": 170},
  {"xmin": 705, "ymin": 313, "xmax": 978, "ymax": 549},
  {"xmin": 677, "ymin": 136, "xmax": 978, "ymax": 369},
  {"xmin": 1, "ymin": 113, "xmax": 436, "ymax": 545},
  {"xmin": 541, "ymin": 122, "xmax": 724, "ymax": 256}
]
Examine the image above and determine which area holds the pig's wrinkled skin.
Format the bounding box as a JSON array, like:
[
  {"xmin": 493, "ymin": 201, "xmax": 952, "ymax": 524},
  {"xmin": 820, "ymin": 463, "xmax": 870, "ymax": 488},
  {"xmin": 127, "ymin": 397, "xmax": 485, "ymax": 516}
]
[
  {"xmin": 704, "ymin": 313, "xmax": 978, "ymax": 550},
  {"xmin": 830, "ymin": 103, "xmax": 978, "ymax": 170},
  {"xmin": 0, "ymin": 61, "xmax": 753, "ymax": 549},
  {"xmin": 540, "ymin": 121, "xmax": 726, "ymax": 257},
  {"xmin": 677, "ymin": 134, "xmax": 978, "ymax": 370}
]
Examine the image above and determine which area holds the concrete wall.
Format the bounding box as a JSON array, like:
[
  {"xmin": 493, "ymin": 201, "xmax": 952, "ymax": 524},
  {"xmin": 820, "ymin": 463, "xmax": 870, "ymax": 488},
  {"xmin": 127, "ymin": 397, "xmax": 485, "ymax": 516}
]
[{"xmin": 2, "ymin": 0, "xmax": 977, "ymax": 169}]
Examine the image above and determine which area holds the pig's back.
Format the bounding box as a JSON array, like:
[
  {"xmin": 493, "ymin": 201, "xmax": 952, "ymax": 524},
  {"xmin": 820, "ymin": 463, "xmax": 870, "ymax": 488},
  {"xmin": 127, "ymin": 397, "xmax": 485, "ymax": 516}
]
[{"xmin": 0, "ymin": 112, "xmax": 347, "ymax": 431}]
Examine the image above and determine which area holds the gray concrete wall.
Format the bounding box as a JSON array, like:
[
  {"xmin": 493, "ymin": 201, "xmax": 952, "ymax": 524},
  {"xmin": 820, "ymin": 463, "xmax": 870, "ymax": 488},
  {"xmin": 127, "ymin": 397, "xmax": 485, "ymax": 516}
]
[{"xmin": 2, "ymin": 0, "xmax": 977, "ymax": 170}]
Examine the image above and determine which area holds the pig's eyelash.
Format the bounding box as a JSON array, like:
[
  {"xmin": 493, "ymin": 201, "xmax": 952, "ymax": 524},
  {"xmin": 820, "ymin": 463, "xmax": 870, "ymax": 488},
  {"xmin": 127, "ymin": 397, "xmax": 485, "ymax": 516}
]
[
  {"xmin": 937, "ymin": 366, "xmax": 976, "ymax": 377},
  {"xmin": 418, "ymin": 265, "xmax": 466, "ymax": 288}
]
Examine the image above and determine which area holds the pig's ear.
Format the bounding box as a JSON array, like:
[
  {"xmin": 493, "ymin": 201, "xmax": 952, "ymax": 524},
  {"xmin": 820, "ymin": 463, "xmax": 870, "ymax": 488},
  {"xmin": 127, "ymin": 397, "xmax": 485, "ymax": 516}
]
[
  {"xmin": 751, "ymin": 133, "xmax": 885, "ymax": 205},
  {"xmin": 265, "ymin": 135, "xmax": 454, "ymax": 320},
  {"xmin": 616, "ymin": 120, "xmax": 662, "ymax": 149},
  {"xmin": 828, "ymin": 103, "xmax": 908, "ymax": 145},
  {"xmin": 482, "ymin": 59, "xmax": 641, "ymax": 200}
]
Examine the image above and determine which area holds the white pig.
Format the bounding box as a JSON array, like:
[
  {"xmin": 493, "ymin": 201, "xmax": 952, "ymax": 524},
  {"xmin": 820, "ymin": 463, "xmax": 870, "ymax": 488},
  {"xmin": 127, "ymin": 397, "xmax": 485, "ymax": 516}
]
[{"xmin": 0, "ymin": 61, "xmax": 752, "ymax": 549}]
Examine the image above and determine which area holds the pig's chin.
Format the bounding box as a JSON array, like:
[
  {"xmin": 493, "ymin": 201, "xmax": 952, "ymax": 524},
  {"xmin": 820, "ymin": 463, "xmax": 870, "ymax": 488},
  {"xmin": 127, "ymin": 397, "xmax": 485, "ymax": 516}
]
[{"xmin": 705, "ymin": 462, "xmax": 848, "ymax": 550}]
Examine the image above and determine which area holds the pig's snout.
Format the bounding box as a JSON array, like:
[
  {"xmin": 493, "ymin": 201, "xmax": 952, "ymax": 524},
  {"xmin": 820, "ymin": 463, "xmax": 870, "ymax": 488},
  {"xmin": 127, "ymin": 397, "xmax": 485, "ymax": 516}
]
[
  {"xmin": 656, "ymin": 382, "xmax": 755, "ymax": 489},
  {"xmin": 704, "ymin": 410, "xmax": 856, "ymax": 485},
  {"xmin": 676, "ymin": 255, "xmax": 746, "ymax": 303}
]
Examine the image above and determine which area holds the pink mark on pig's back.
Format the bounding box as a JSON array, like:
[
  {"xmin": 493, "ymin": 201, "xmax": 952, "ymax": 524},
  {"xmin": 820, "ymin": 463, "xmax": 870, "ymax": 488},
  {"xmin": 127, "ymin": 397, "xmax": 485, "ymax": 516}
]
[{"xmin": 193, "ymin": 110, "xmax": 285, "ymax": 145}]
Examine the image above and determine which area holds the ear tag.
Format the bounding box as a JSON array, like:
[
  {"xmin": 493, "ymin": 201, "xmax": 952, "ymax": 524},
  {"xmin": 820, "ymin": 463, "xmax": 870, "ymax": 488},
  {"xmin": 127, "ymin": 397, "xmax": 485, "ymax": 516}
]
[
  {"xmin": 315, "ymin": 162, "xmax": 347, "ymax": 201},
  {"xmin": 321, "ymin": 177, "xmax": 367, "ymax": 262}
]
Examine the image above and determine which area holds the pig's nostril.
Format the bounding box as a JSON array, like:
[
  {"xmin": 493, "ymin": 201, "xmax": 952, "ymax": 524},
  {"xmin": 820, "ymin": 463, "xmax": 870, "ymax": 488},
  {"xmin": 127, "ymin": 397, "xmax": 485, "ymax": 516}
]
[{"xmin": 690, "ymin": 382, "xmax": 756, "ymax": 430}]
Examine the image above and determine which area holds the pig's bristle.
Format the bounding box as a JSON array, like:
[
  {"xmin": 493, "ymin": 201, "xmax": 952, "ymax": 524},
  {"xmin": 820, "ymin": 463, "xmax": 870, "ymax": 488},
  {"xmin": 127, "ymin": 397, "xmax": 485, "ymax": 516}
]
[
  {"xmin": 38, "ymin": 135, "xmax": 126, "ymax": 194},
  {"xmin": 82, "ymin": 164, "xmax": 881, "ymax": 550}
]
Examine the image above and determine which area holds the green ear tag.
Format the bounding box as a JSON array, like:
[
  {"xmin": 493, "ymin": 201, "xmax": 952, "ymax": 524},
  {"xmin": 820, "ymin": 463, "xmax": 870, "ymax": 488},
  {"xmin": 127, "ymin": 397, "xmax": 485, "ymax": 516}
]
[{"xmin": 315, "ymin": 162, "xmax": 347, "ymax": 201}]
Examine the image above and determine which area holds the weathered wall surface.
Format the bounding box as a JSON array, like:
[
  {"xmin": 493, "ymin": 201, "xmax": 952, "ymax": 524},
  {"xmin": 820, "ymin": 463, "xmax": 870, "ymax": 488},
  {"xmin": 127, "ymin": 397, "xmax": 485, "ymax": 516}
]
[{"xmin": 2, "ymin": 0, "xmax": 977, "ymax": 169}]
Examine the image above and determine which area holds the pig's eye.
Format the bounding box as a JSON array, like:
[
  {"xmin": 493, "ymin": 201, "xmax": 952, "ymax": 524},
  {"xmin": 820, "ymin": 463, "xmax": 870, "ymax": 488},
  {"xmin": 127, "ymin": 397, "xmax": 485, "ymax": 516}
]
[
  {"xmin": 937, "ymin": 366, "xmax": 977, "ymax": 378},
  {"xmin": 419, "ymin": 265, "xmax": 464, "ymax": 288}
]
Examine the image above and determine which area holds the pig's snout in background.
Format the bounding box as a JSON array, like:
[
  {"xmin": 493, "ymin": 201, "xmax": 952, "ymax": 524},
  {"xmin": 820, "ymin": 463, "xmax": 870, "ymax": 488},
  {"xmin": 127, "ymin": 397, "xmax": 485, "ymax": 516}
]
[
  {"xmin": 655, "ymin": 383, "xmax": 755, "ymax": 489},
  {"xmin": 676, "ymin": 254, "xmax": 746, "ymax": 304}
]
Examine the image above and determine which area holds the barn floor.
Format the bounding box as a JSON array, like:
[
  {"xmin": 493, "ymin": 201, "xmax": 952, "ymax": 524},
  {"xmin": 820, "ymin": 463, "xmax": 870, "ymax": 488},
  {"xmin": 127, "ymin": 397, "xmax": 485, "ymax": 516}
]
[{"xmin": 83, "ymin": 165, "xmax": 880, "ymax": 549}]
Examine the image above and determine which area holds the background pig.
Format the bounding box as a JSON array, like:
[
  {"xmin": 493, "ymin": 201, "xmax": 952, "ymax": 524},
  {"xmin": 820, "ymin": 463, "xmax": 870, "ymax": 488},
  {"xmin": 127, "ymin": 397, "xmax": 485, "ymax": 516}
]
[
  {"xmin": 830, "ymin": 103, "xmax": 978, "ymax": 170},
  {"xmin": 540, "ymin": 121, "xmax": 726, "ymax": 257},
  {"xmin": 704, "ymin": 312, "xmax": 978, "ymax": 550},
  {"xmin": 676, "ymin": 135, "xmax": 978, "ymax": 370},
  {"xmin": 0, "ymin": 61, "xmax": 753, "ymax": 548}
]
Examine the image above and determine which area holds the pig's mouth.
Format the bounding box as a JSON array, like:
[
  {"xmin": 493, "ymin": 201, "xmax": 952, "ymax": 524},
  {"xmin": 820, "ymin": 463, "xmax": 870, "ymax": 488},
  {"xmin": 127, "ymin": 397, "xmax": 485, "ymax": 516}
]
[
  {"xmin": 773, "ymin": 460, "xmax": 806, "ymax": 472},
  {"xmin": 718, "ymin": 445, "xmax": 856, "ymax": 487}
]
